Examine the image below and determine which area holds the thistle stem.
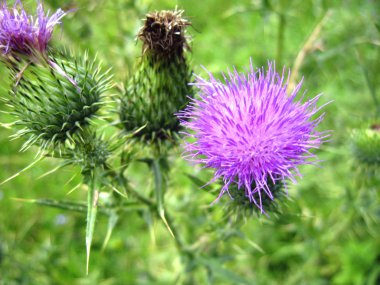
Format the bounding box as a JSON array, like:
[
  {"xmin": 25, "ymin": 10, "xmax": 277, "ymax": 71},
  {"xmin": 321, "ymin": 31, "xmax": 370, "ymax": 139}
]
[
  {"xmin": 288, "ymin": 10, "xmax": 331, "ymax": 92},
  {"xmin": 105, "ymin": 160, "xmax": 189, "ymax": 252},
  {"xmin": 85, "ymin": 166, "xmax": 99, "ymax": 274},
  {"xmin": 276, "ymin": 13, "xmax": 286, "ymax": 67},
  {"xmin": 355, "ymin": 48, "xmax": 380, "ymax": 115}
]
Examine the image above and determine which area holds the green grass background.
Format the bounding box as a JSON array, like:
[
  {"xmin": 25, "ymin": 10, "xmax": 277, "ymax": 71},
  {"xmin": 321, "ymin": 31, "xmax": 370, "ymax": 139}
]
[{"xmin": 0, "ymin": 0, "xmax": 379, "ymax": 284}]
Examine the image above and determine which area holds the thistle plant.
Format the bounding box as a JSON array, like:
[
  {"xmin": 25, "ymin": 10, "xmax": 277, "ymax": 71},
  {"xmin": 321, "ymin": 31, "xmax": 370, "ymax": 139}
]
[
  {"xmin": 0, "ymin": 0, "xmax": 331, "ymax": 279},
  {"xmin": 178, "ymin": 61, "xmax": 328, "ymax": 214},
  {"xmin": 117, "ymin": 9, "xmax": 195, "ymax": 240},
  {"xmin": 119, "ymin": 9, "xmax": 193, "ymax": 146},
  {"xmin": 0, "ymin": 0, "xmax": 112, "ymax": 272}
]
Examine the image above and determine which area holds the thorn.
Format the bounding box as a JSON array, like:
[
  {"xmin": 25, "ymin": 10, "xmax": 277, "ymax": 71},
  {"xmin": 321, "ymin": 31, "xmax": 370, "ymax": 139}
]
[
  {"xmin": 11, "ymin": 197, "xmax": 37, "ymax": 203},
  {"xmin": 0, "ymin": 156, "xmax": 43, "ymax": 186},
  {"xmin": 159, "ymin": 211, "xmax": 175, "ymax": 239}
]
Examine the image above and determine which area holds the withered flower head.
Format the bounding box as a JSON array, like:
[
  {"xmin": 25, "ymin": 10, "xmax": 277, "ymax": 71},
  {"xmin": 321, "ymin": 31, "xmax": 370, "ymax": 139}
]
[
  {"xmin": 119, "ymin": 9, "xmax": 193, "ymax": 147},
  {"xmin": 138, "ymin": 9, "xmax": 191, "ymax": 59}
]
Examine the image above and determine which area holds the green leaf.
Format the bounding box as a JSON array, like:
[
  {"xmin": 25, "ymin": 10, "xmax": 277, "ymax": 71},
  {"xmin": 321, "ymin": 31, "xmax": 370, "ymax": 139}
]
[
  {"xmin": 152, "ymin": 158, "xmax": 174, "ymax": 238},
  {"xmin": 197, "ymin": 257, "xmax": 252, "ymax": 285},
  {"xmin": 186, "ymin": 174, "xmax": 217, "ymax": 194},
  {"xmin": 13, "ymin": 198, "xmax": 88, "ymax": 213},
  {"xmin": 101, "ymin": 211, "xmax": 119, "ymax": 251},
  {"xmin": 247, "ymin": 239, "xmax": 266, "ymax": 254}
]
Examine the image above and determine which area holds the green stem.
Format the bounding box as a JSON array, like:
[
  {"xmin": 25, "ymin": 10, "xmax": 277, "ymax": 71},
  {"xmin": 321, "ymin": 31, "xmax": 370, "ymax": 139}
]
[
  {"xmin": 276, "ymin": 12, "xmax": 286, "ymax": 66},
  {"xmin": 86, "ymin": 166, "xmax": 99, "ymax": 274},
  {"xmin": 355, "ymin": 48, "xmax": 380, "ymax": 115},
  {"xmin": 152, "ymin": 159, "xmax": 164, "ymax": 211},
  {"xmin": 106, "ymin": 161, "xmax": 193, "ymax": 277}
]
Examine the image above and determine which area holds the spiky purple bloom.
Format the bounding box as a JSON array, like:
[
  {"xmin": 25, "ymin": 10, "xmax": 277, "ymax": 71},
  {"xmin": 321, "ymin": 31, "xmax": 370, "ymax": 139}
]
[
  {"xmin": 178, "ymin": 61, "xmax": 328, "ymax": 213},
  {"xmin": 0, "ymin": 0, "xmax": 66, "ymax": 57}
]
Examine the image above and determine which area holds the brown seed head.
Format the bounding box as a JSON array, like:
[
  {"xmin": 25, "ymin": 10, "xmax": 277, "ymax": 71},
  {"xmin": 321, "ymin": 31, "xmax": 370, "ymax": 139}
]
[{"xmin": 138, "ymin": 9, "xmax": 191, "ymax": 59}]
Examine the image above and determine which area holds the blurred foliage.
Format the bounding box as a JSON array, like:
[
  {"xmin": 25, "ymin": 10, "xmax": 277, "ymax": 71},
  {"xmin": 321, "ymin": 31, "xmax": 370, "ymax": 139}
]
[
  {"xmin": 0, "ymin": 0, "xmax": 380, "ymax": 284},
  {"xmin": 351, "ymin": 127, "xmax": 380, "ymax": 166}
]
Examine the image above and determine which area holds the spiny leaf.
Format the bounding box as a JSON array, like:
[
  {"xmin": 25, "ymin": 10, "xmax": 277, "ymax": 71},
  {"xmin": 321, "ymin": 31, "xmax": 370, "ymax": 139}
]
[
  {"xmin": 152, "ymin": 158, "xmax": 175, "ymax": 238},
  {"xmin": 186, "ymin": 173, "xmax": 218, "ymax": 194},
  {"xmin": 101, "ymin": 211, "xmax": 119, "ymax": 251},
  {"xmin": 13, "ymin": 196, "xmax": 149, "ymax": 216},
  {"xmin": 12, "ymin": 198, "xmax": 89, "ymax": 214}
]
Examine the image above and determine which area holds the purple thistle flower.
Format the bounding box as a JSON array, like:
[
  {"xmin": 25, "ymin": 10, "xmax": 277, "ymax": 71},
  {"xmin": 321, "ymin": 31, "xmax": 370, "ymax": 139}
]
[
  {"xmin": 178, "ymin": 61, "xmax": 328, "ymax": 213},
  {"xmin": 0, "ymin": 0, "xmax": 66, "ymax": 57}
]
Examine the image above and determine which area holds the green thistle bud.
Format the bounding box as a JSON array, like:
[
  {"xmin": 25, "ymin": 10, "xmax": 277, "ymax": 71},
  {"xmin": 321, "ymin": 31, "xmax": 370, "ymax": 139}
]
[
  {"xmin": 4, "ymin": 52, "xmax": 112, "ymax": 152},
  {"xmin": 62, "ymin": 132, "xmax": 111, "ymax": 172},
  {"xmin": 351, "ymin": 125, "xmax": 380, "ymax": 166},
  {"xmin": 119, "ymin": 9, "xmax": 193, "ymax": 145}
]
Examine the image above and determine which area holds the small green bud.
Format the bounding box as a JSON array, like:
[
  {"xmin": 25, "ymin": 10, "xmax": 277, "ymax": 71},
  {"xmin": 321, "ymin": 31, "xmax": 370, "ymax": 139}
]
[
  {"xmin": 63, "ymin": 132, "xmax": 111, "ymax": 172},
  {"xmin": 119, "ymin": 9, "xmax": 193, "ymax": 145},
  {"xmin": 351, "ymin": 126, "xmax": 380, "ymax": 166}
]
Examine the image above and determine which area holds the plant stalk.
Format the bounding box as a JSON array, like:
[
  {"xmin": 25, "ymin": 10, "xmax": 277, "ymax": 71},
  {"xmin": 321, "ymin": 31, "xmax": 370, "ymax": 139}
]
[{"xmin": 85, "ymin": 166, "xmax": 99, "ymax": 274}]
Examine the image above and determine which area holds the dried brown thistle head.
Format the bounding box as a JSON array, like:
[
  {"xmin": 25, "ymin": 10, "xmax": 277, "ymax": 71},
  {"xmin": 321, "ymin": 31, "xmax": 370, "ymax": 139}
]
[{"xmin": 138, "ymin": 9, "xmax": 191, "ymax": 59}]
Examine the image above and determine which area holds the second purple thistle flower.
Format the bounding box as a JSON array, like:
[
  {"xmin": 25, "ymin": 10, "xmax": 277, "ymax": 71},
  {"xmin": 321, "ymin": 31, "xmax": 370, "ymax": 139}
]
[
  {"xmin": 0, "ymin": 0, "xmax": 66, "ymax": 57},
  {"xmin": 178, "ymin": 61, "xmax": 328, "ymax": 214}
]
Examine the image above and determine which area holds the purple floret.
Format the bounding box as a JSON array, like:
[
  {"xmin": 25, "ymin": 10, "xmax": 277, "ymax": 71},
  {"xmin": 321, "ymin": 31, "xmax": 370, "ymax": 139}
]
[
  {"xmin": 0, "ymin": 0, "xmax": 66, "ymax": 56},
  {"xmin": 178, "ymin": 61, "xmax": 328, "ymax": 213}
]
